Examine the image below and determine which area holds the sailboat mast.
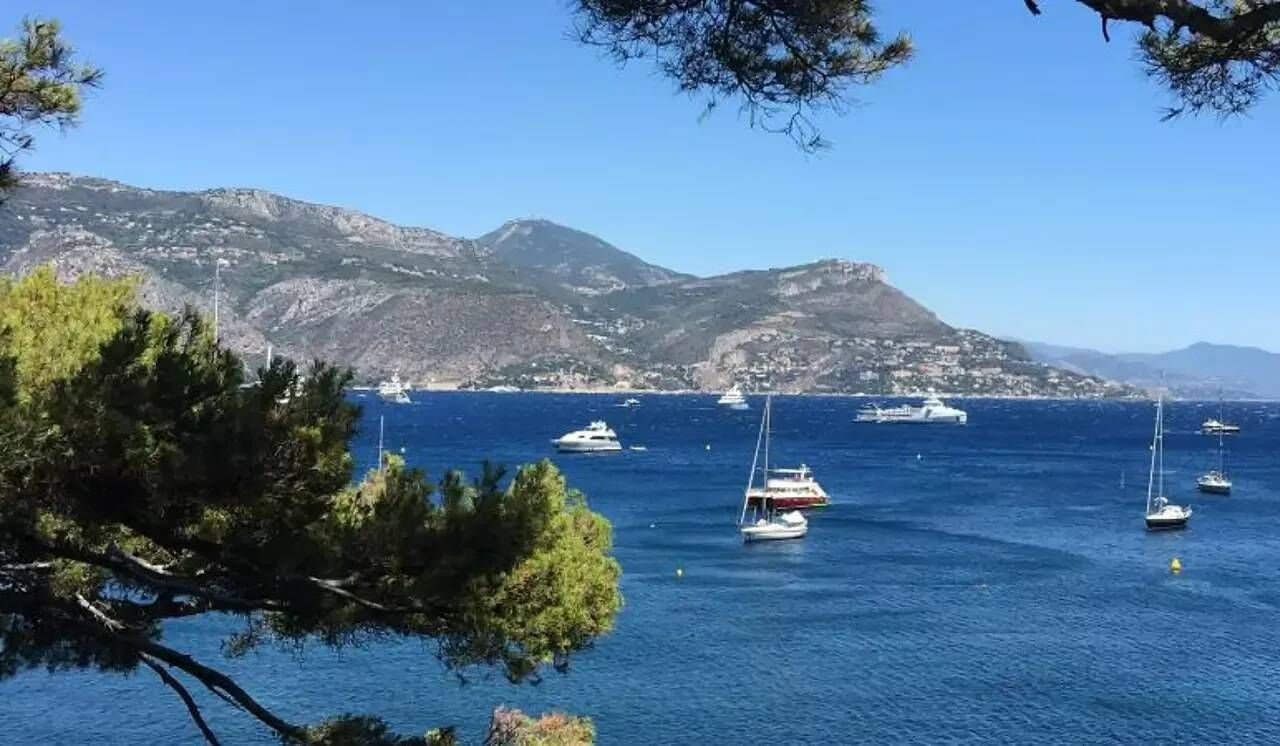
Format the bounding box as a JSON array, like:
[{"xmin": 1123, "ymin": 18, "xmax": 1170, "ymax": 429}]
[
  {"xmin": 740, "ymin": 398, "xmax": 769, "ymax": 526},
  {"xmin": 1147, "ymin": 396, "xmax": 1160, "ymax": 513},
  {"xmin": 378, "ymin": 415, "xmax": 385, "ymax": 474},
  {"xmin": 763, "ymin": 396, "xmax": 770, "ymax": 485},
  {"xmin": 1157, "ymin": 396, "xmax": 1165, "ymax": 498},
  {"xmin": 212, "ymin": 260, "xmax": 220, "ymax": 342}
]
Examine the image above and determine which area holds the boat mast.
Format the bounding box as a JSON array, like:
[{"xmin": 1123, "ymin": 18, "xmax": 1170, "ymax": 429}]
[
  {"xmin": 740, "ymin": 395, "xmax": 769, "ymax": 526},
  {"xmin": 378, "ymin": 415, "xmax": 385, "ymax": 474},
  {"xmin": 212, "ymin": 259, "xmax": 220, "ymax": 342},
  {"xmin": 1157, "ymin": 396, "xmax": 1165, "ymax": 499},
  {"xmin": 1147, "ymin": 396, "xmax": 1161, "ymax": 513}
]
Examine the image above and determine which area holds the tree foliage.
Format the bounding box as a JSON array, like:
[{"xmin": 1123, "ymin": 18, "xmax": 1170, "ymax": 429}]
[
  {"xmin": 0, "ymin": 270, "xmax": 622, "ymax": 744},
  {"xmin": 0, "ymin": 17, "xmax": 101, "ymax": 197},
  {"xmin": 575, "ymin": 0, "xmax": 1280, "ymax": 147}
]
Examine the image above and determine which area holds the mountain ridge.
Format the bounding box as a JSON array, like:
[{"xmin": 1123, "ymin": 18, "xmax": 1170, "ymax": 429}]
[
  {"xmin": 1020, "ymin": 339, "xmax": 1280, "ymax": 399},
  {"xmin": 1, "ymin": 173, "xmax": 1130, "ymax": 397}
]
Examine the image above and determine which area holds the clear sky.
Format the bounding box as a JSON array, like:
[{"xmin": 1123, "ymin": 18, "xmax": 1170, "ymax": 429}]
[{"xmin": 16, "ymin": 1, "xmax": 1279, "ymax": 353}]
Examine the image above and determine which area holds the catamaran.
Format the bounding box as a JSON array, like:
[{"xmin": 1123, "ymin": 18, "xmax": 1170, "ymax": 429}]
[
  {"xmin": 552, "ymin": 421, "xmax": 623, "ymax": 453},
  {"xmin": 1197, "ymin": 426, "xmax": 1232, "ymax": 495},
  {"xmin": 717, "ymin": 384, "xmax": 749, "ymax": 410},
  {"xmin": 738, "ymin": 395, "xmax": 810, "ymax": 543},
  {"xmin": 855, "ymin": 390, "xmax": 967, "ymax": 424},
  {"xmin": 1145, "ymin": 395, "xmax": 1192, "ymax": 531}
]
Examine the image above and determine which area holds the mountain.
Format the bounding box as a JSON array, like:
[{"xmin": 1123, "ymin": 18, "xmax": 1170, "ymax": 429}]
[
  {"xmin": 0, "ymin": 173, "xmax": 1130, "ymax": 397},
  {"xmin": 477, "ymin": 218, "xmax": 688, "ymax": 295},
  {"xmin": 1022, "ymin": 340, "xmax": 1280, "ymax": 399}
]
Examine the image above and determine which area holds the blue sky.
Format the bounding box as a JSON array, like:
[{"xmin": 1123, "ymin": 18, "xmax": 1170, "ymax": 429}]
[{"xmin": 16, "ymin": 1, "xmax": 1279, "ymax": 353}]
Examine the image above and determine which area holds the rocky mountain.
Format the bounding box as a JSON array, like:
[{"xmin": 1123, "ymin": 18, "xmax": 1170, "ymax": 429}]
[
  {"xmin": 1023, "ymin": 340, "xmax": 1280, "ymax": 399},
  {"xmin": 0, "ymin": 173, "xmax": 1129, "ymax": 397},
  {"xmin": 477, "ymin": 218, "xmax": 688, "ymax": 295}
]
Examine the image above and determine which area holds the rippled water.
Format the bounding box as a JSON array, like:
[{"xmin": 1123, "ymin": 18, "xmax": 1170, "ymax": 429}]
[{"xmin": 6, "ymin": 394, "xmax": 1280, "ymax": 744}]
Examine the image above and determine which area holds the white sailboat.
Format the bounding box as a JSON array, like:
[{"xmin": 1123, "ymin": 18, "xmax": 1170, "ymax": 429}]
[
  {"xmin": 1196, "ymin": 425, "xmax": 1232, "ymax": 495},
  {"xmin": 738, "ymin": 395, "xmax": 808, "ymax": 542},
  {"xmin": 1145, "ymin": 395, "xmax": 1192, "ymax": 531}
]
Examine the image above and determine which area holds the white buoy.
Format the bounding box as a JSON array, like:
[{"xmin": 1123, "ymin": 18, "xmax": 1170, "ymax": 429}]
[{"xmin": 676, "ymin": 567, "xmax": 684, "ymax": 578}]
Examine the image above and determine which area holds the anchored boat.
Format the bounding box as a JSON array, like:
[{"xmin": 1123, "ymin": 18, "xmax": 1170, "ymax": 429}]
[
  {"xmin": 1145, "ymin": 395, "xmax": 1192, "ymax": 531},
  {"xmin": 552, "ymin": 421, "xmax": 623, "ymax": 453},
  {"xmin": 737, "ymin": 395, "xmax": 812, "ymax": 543},
  {"xmin": 855, "ymin": 390, "xmax": 967, "ymax": 424}
]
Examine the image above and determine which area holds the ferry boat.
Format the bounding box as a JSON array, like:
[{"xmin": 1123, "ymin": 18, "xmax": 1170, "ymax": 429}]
[
  {"xmin": 552, "ymin": 421, "xmax": 623, "ymax": 453},
  {"xmin": 377, "ymin": 372, "xmax": 411, "ymax": 404},
  {"xmin": 855, "ymin": 391, "xmax": 967, "ymax": 424},
  {"xmin": 717, "ymin": 384, "xmax": 749, "ymax": 410}
]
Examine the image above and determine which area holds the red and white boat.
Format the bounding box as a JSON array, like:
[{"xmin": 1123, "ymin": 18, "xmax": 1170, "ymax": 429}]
[{"xmin": 746, "ymin": 465, "xmax": 830, "ymax": 510}]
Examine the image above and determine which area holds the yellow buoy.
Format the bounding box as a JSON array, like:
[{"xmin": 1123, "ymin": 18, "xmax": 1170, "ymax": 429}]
[
  {"xmin": 1170, "ymin": 557, "xmax": 1182, "ymax": 574},
  {"xmin": 676, "ymin": 567, "xmax": 684, "ymax": 578}
]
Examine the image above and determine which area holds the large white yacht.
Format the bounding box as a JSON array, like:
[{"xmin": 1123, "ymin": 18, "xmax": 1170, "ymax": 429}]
[
  {"xmin": 552, "ymin": 421, "xmax": 623, "ymax": 453},
  {"xmin": 855, "ymin": 391, "xmax": 967, "ymax": 424},
  {"xmin": 1201, "ymin": 418, "xmax": 1239, "ymax": 435},
  {"xmin": 717, "ymin": 384, "xmax": 749, "ymax": 410},
  {"xmin": 377, "ymin": 372, "xmax": 411, "ymax": 404}
]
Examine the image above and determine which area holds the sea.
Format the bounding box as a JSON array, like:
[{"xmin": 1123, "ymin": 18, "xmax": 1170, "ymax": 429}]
[{"xmin": 6, "ymin": 393, "xmax": 1280, "ymax": 744}]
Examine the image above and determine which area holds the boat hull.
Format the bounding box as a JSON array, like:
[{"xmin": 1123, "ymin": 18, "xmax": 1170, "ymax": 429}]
[
  {"xmin": 1145, "ymin": 515, "xmax": 1190, "ymax": 531},
  {"xmin": 747, "ymin": 494, "xmax": 830, "ymax": 510},
  {"xmin": 740, "ymin": 524, "xmax": 807, "ymax": 542},
  {"xmin": 554, "ymin": 442, "xmax": 622, "ymax": 453},
  {"xmin": 1196, "ymin": 482, "xmax": 1231, "ymax": 495}
]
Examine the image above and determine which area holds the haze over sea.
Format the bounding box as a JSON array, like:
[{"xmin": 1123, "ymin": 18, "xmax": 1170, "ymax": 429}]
[{"xmin": 6, "ymin": 393, "xmax": 1280, "ymax": 744}]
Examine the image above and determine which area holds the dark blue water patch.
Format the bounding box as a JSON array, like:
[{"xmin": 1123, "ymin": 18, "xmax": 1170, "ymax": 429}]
[{"xmin": 4, "ymin": 393, "xmax": 1280, "ymax": 744}]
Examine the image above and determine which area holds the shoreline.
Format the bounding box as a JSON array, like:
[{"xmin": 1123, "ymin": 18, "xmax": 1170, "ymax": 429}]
[
  {"xmin": 351, "ymin": 385, "xmax": 1278, "ymax": 403},
  {"xmin": 379, "ymin": 387, "xmax": 1275, "ymax": 403}
]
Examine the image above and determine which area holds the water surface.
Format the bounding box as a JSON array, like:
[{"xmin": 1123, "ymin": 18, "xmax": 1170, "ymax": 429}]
[{"xmin": 6, "ymin": 394, "xmax": 1280, "ymax": 744}]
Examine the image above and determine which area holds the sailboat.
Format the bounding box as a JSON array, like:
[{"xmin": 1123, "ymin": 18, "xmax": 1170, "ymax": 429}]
[
  {"xmin": 1145, "ymin": 395, "xmax": 1192, "ymax": 531},
  {"xmin": 738, "ymin": 395, "xmax": 808, "ymax": 542},
  {"xmin": 1196, "ymin": 425, "xmax": 1232, "ymax": 495}
]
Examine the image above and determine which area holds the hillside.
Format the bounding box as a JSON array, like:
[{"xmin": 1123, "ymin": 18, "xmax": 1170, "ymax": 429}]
[
  {"xmin": 477, "ymin": 218, "xmax": 688, "ymax": 295},
  {"xmin": 1022, "ymin": 340, "xmax": 1280, "ymax": 399},
  {"xmin": 0, "ymin": 173, "xmax": 1130, "ymax": 396}
]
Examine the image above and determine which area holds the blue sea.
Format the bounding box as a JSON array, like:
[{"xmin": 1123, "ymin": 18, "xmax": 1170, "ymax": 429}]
[{"xmin": 6, "ymin": 394, "xmax": 1280, "ymax": 744}]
